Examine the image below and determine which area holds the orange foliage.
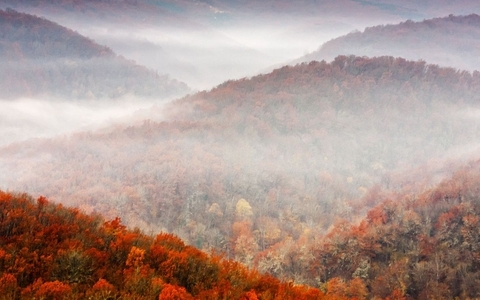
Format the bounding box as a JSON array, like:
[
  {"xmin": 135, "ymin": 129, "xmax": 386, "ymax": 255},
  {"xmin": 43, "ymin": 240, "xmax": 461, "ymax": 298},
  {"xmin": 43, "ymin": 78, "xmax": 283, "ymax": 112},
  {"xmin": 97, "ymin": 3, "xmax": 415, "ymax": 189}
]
[
  {"xmin": 386, "ymin": 289, "xmax": 406, "ymax": 300},
  {"xmin": 241, "ymin": 289, "xmax": 259, "ymax": 300},
  {"xmin": 158, "ymin": 284, "xmax": 194, "ymax": 300},
  {"xmin": 35, "ymin": 280, "xmax": 72, "ymax": 300},
  {"xmin": 92, "ymin": 278, "xmax": 115, "ymax": 292},
  {"xmin": 326, "ymin": 277, "xmax": 348, "ymax": 299},
  {"xmin": 0, "ymin": 191, "xmax": 326, "ymax": 299},
  {"xmin": 0, "ymin": 273, "xmax": 17, "ymax": 298}
]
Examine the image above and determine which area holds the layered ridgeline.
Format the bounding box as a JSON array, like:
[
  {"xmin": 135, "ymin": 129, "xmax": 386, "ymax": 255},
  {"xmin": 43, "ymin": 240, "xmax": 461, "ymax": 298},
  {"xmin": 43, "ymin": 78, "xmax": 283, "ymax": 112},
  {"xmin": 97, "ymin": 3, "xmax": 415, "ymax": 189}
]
[
  {"xmin": 0, "ymin": 191, "xmax": 323, "ymax": 299},
  {"xmin": 0, "ymin": 9, "xmax": 189, "ymax": 100},
  {"xmin": 2, "ymin": 56, "xmax": 480, "ymax": 281},
  {"xmin": 297, "ymin": 14, "xmax": 480, "ymax": 73},
  {"xmin": 0, "ymin": 0, "xmax": 404, "ymax": 90},
  {"xmin": 5, "ymin": 1, "xmax": 480, "ymax": 90}
]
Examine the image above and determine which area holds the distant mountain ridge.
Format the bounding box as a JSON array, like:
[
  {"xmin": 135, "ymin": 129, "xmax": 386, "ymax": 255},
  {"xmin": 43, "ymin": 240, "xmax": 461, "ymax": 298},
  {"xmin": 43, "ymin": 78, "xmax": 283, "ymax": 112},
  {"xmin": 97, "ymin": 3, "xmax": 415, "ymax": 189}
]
[
  {"xmin": 5, "ymin": 0, "xmax": 480, "ymax": 90},
  {"xmin": 0, "ymin": 9, "xmax": 189, "ymax": 100},
  {"xmin": 0, "ymin": 7, "xmax": 113, "ymax": 60},
  {"xmin": 296, "ymin": 14, "xmax": 480, "ymax": 72}
]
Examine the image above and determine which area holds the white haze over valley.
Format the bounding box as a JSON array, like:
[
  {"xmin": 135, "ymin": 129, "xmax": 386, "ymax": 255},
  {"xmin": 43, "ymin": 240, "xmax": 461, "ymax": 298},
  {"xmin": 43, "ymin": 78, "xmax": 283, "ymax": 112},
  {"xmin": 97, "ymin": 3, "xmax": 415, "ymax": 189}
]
[
  {"xmin": 0, "ymin": 3, "xmax": 404, "ymax": 147},
  {"xmin": 2, "ymin": 0, "xmax": 480, "ymax": 160},
  {"xmin": 0, "ymin": 98, "xmax": 169, "ymax": 147},
  {"xmin": 75, "ymin": 15, "xmax": 404, "ymax": 90},
  {"xmin": 6, "ymin": 3, "xmax": 405, "ymax": 90}
]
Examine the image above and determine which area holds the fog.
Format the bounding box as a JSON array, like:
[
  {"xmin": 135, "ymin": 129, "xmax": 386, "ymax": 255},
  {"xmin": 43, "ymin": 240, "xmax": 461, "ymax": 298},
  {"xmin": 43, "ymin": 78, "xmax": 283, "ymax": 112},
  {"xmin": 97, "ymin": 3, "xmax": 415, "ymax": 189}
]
[
  {"xmin": 77, "ymin": 21, "xmax": 374, "ymax": 90},
  {"xmin": 3, "ymin": 2, "xmax": 480, "ymax": 281},
  {"xmin": 0, "ymin": 98, "xmax": 168, "ymax": 147},
  {"xmin": 12, "ymin": 3, "xmax": 403, "ymax": 90},
  {"xmin": 110, "ymin": 15, "xmax": 400, "ymax": 87},
  {"xmin": 0, "ymin": 2, "xmax": 406, "ymax": 155},
  {"xmin": 2, "ymin": 2, "xmax": 479, "ymax": 221}
]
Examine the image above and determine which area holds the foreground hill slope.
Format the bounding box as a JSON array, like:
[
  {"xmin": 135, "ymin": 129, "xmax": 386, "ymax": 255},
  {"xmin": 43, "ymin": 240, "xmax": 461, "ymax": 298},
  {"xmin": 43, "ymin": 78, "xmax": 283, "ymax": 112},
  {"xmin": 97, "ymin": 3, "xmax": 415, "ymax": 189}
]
[
  {"xmin": 0, "ymin": 191, "xmax": 322, "ymax": 299},
  {"xmin": 2, "ymin": 56, "xmax": 480, "ymax": 279},
  {"xmin": 2, "ymin": 159, "xmax": 480, "ymax": 299},
  {"xmin": 0, "ymin": 9, "xmax": 189, "ymax": 100},
  {"xmin": 297, "ymin": 14, "xmax": 480, "ymax": 73}
]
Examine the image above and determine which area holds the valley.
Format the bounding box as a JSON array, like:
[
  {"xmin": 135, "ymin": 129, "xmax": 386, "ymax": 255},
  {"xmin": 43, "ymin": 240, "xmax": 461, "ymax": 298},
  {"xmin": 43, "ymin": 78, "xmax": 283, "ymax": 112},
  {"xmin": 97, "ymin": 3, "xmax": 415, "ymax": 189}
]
[{"xmin": 1, "ymin": 1, "xmax": 480, "ymax": 299}]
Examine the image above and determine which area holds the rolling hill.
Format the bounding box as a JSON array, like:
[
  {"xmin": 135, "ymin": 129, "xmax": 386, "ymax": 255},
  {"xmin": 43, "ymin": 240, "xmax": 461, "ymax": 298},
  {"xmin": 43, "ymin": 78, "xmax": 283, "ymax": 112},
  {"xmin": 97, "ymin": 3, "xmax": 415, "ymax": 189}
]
[
  {"xmin": 0, "ymin": 0, "xmax": 405, "ymax": 90},
  {"xmin": 251, "ymin": 155, "xmax": 480, "ymax": 299},
  {"xmin": 2, "ymin": 1, "xmax": 480, "ymax": 298},
  {"xmin": 296, "ymin": 14, "xmax": 480, "ymax": 73},
  {"xmin": 0, "ymin": 8, "xmax": 189, "ymax": 100},
  {"xmin": 5, "ymin": 1, "xmax": 480, "ymax": 90},
  {"xmin": 2, "ymin": 56, "xmax": 480, "ymax": 280}
]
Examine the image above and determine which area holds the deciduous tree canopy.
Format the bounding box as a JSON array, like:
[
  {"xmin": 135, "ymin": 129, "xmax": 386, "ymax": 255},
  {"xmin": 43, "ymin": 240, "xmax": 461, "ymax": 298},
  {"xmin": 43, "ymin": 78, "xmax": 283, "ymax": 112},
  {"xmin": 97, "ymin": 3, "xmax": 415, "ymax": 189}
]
[{"xmin": 0, "ymin": 191, "xmax": 323, "ymax": 299}]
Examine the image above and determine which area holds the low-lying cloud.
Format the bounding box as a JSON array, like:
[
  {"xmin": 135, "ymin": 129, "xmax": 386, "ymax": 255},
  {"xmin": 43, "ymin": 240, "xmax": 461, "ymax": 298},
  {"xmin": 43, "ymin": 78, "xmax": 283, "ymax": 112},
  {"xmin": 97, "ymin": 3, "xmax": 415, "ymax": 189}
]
[{"xmin": 0, "ymin": 98, "xmax": 168, "ymax": 147}]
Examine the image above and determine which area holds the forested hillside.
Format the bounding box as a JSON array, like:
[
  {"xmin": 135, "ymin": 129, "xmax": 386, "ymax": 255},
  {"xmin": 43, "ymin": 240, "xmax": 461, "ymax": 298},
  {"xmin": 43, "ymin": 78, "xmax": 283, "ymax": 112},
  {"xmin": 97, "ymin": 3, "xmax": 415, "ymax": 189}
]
[
  {"xmin": 0, "ymin": 9, "xmax": 189, "ymax": 100},
  {"xmin": 294, "ymin": 157, "xmax": 480, "ymax": 299},
  {"xmin": 297, "ymin": 14, "xmax": 480, "ymax": 73},
  {"xmin": 2, "ymin": 56, "xmax": 480, "ymax": 282},
  {"xmin": 2, "ymin": 157, "xmax": 480, "ymax": 299},
  {"xmin": 0, "ymin": 191, "xmax": 323, "ymax": 299}
]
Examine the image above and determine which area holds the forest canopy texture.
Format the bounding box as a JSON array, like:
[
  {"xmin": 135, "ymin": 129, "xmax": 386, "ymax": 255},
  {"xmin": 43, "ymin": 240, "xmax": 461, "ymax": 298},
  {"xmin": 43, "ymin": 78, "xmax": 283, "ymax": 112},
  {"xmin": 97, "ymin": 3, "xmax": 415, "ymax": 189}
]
[
  {"xmin": 0, "ymin": 191, "xmax": 323, "ymax": 299},
  {"xmin": 2, "ymin": 56, "xmax": 480, "ymax": 297},
  {"xmin": 3, "ymin": 156, "xmax": 480, "ymax": 299}
]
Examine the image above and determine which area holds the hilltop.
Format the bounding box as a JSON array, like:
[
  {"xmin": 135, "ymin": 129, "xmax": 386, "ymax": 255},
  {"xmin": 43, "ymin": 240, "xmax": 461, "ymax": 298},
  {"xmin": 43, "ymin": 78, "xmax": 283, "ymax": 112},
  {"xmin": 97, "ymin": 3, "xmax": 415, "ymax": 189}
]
[
  {"xmin": 0, "ymin": 0, "xmax": 403, "ymax": 90},
  {"xmin": 296, "ymin": 14, "xmax": 480, "ymax": 72}
]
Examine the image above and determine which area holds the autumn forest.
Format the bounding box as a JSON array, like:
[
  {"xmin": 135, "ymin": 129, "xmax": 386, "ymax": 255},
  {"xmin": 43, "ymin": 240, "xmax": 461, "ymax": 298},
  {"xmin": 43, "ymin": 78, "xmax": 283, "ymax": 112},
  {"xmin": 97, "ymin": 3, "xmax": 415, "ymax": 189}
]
[{"xmin": 2, "ymin": 1, "xmax": 480, "ymax": 299}]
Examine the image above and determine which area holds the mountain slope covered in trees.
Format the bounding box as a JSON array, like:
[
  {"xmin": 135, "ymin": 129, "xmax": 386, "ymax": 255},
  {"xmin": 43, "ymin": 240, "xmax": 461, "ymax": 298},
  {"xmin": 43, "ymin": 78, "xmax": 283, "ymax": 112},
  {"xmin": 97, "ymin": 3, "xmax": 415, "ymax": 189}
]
[
  {"xmin": 0, "ymin": 9, "xmax": 189, "ymax": 100},
  {"xmin": 0, "ymin": 191, "xmax": 323, "ymax": 299},
  {"xmin": 2, "ymin": 157, "xmax": 480, "ymax": 298},
  {"xmin": 294, "ymin": 157, "xmax": 480, "ymax": 299},
  {"xmin": 2, "ymin": 56, "xmax": 480, "ymax": 279},
  {"xmin": 296, "ymin": 14, "xmax": 480, "ymax": 73}
]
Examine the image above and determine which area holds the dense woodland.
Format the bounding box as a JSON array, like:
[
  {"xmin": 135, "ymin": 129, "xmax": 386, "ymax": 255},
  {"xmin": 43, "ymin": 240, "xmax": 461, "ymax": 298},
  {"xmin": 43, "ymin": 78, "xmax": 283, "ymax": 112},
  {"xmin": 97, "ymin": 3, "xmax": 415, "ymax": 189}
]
[
  {"xmin": 302, "ymin": 158, "xmax": 480, "ymax": 299},
  {"xmin": 0, "ymin": 191, "xmax": 323, "ymax": 299},
  {"xmin": 2, "ymin": 157, "xmax": 480, "ymax": 299},
  {"xmin": 0, "ymin": 9, "xmax": 189, "ymax": 100},
  {"xmin": 3, "ymin": 2, "xmax": 480, "ymax": 298},
  {"xmin": 298, "ymin": 14, "xmax": 480, "ymax": 73},
  {"xmin": 2, "ymin": 56, "xmax": 480, "ymax": 290}
]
